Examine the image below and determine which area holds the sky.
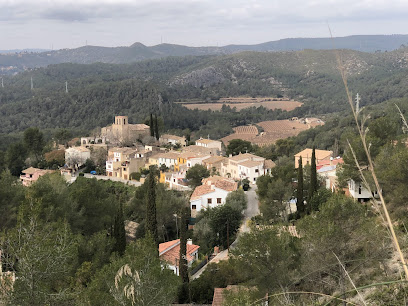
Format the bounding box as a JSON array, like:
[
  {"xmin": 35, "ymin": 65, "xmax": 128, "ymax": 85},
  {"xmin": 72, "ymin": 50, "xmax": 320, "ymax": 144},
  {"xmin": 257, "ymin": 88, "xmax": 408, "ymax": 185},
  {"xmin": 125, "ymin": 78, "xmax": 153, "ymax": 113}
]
[{"xmin": 1, "ymin": 0, "xmax": 408, "ymax": 50}]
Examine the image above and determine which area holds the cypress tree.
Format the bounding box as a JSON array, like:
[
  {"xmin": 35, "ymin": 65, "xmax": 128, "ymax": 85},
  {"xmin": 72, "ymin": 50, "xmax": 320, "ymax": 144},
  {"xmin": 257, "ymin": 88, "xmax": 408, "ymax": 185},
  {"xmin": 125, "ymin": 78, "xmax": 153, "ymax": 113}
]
[
  {"xmin": 177, "ymin": 206, "xmax": 190, "ymax": 303},
  {"xmin": 179, "ymin": 207, "xmax": 189, "ymax": 284},
  {"xmin": 296, "ymin": 156, "xmax": 305, "ymax": 215},
  {"xmin": 149, "ymin": 113, "xmax": 154, "ymax": 137},
  {"xmin": 113, "ymin": 201, "xmax": 126, "ymax": 256},
  {"xmin": 308, "ymin": 147, "xmax": 318, "ymax": 212},
  {"xmin": 145, "ymin": 166, "xmax": 158, "ymax": 246},
  {"xmin": 154, "ymin": 115, "xmax": 160, "ymax": 141}
]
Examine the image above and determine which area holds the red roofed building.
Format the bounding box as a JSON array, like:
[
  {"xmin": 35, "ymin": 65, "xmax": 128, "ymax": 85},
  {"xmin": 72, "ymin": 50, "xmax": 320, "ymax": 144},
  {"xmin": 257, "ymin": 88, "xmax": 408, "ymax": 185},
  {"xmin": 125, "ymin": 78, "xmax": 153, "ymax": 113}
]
[
  {"xmin": 159, "ymin": 239, "xmax": 200, "ymax": 276},
  {"xmin": 190, "ymin": 176, "xmax": 238, "ymax": 218}
]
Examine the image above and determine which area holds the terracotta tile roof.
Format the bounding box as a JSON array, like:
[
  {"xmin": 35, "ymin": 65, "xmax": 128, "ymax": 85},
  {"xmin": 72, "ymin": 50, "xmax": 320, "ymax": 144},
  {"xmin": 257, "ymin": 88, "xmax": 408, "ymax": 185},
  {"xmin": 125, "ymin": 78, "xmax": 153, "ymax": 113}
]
[
  {"xmin": 294, "ymin": 148, "xmax": 333, "ymax": 160},
  {"xmin": 160, "ymin": 134, "xmax": 185, "ymax": 141},
  {"xmin": 22, "ymin": 167, "xmax": 40, "ymax": 175},
  {"xmin": 212, "ymin": 288, "xmax": 225, "ymax": 306},
  {"xmin": 196, "ymin": 138, "xmax": 220, "ymax": 145},
  {"xmin": 129, "ymin": 124, "xmax": 150, "ymax": 130},
  {"xmin": 202, "ymin": 156, "xmax": 225, "ymax": 164},
  {"xmin": 212, "ymin": 285, "xmax": 248, "ymax": 306},
  {"xmin": 190, "ymin": 184, "xmax": 215, "ymax": 200},
  {"xmin": 316, "ymin": 157, "xmax": 344, "ymax": 170},
  {"xmin": 264, "ymin": 159, "xmax": 276, "ymax": 169},
  {"xmin": 159, "ymin": 239, "xmax": 200, "ymax": 266},
  {"xmin": 238, "ymin": 160, "xmax": 263, "ymax": 168},
  {"xmin": 214, "ymin": 180, "xmax": 238, "ymax": 192},
  {"xmin": 229, "ymin": 153, "xmax": 261, "ymax": 162},
  {"xmin": 202, "ymin": 175, "xmax": 225, "ymax": 185},
  {"xmin": 22, "ymin": 167, "xmax": 53, "ymax": 175},
  {"xmin": 183, "ymin": 145, "xmax": 215, "ymax": 155},
  {"xmin": 178, "ymin": 151, "xmax": 206, "ymax": 159},
  {"xmin": 68, "ymin": 146, "xmax": 90, "ymax": 152},
  {"xmin": 159, "ymin": 152, "xmax": 180, "ymax": 160}
]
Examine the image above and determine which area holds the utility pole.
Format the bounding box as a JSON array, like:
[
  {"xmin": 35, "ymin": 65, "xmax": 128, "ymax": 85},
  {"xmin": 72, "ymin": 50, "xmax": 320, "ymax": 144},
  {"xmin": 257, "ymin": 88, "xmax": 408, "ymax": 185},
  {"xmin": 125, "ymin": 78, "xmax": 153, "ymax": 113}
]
[
  {"xmin": 31, "ymin": 76, "xmax": 33, "ymax": 90},
  {"xmin": 355, "ymin": 93, "xmax": 360, "ymax": 114}
]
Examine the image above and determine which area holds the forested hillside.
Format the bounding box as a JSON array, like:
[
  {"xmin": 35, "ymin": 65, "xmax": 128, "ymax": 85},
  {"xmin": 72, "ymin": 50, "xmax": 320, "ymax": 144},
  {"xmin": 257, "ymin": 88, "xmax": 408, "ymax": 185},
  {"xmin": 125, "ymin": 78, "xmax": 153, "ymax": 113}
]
[{"xmin": 1, "ymin": 47, "xmax": 408, "ymax": 144}]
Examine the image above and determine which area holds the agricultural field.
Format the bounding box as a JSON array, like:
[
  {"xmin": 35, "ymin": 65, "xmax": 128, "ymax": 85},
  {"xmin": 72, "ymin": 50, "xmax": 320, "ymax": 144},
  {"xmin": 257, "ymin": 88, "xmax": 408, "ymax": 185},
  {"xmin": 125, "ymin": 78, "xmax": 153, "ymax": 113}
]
[
  {"xmin": 178, "ymin": 97, "xmax": 302, "ymax": 111},
  {"xmin": 221, "ymin": 119, "xmax": 310, "ymax": 147}
]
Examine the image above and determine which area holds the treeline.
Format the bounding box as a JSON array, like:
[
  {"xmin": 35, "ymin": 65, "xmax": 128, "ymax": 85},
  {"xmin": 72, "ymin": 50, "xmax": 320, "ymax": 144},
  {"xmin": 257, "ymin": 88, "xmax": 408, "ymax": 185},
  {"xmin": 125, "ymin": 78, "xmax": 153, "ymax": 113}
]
[
  {"xmin": 2, "ymin": 48, "xmax": 408, "ymax": 138},
  {"xmin": 0, "ymin": 170, "xmax": 188, "ymax": 304}
]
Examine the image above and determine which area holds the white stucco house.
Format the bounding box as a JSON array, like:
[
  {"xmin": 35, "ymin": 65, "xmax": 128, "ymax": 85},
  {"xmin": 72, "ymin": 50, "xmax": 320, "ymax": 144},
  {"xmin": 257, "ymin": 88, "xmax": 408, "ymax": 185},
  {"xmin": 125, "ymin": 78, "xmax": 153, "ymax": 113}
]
[
  {"xmin": 159, "ymin": 239, "xmax": 200, "ymax": 276},
  {"xmin": 157, "ymin": 152, "xmax": 180, "ymax": 169},
  {"xmin": 65, "ymin": 146, "xmax": 91, "ymax": 168},
  {"xmin": 190, "ymin": 176, "xmax": 238, "ymax": 218},
  {"xmin": 347, "ymin": 179, "xmax": 379, "ymax": 202}
]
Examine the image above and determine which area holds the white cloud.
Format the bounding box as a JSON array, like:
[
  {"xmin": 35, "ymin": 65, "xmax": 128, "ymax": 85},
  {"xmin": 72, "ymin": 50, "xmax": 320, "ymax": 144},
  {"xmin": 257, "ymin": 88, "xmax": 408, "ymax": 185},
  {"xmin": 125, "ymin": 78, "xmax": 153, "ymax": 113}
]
[{"xmin": 0, "ymin": 0, "xmax": 408, "ymax": 49}]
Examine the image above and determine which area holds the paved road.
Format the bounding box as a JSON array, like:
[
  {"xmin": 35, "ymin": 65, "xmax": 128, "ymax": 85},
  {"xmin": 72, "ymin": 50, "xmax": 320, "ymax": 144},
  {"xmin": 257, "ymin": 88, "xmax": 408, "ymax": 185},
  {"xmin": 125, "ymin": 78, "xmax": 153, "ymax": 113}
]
[
  {"xmin": 244, "ymin": 184, "xmax": 260, "ymax": 220},
  {"xmin": 190, "ymin": 184, "xmax": 261, "ymax": 279}
]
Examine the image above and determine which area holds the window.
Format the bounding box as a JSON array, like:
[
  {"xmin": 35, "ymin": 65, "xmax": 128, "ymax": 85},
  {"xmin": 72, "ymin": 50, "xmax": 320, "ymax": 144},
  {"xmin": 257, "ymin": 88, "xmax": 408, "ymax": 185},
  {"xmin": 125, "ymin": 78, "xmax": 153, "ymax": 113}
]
[
  {"xmin": 217, "ymin": 198, "xmax": 222, "ymax": 204},
  {"xmin": 255, "ymin": 169, "xmax": 259, "ymax": 173},
  {"xmin": 192, "ymin": 205, "xmax": 196, "ymax": 210},
  {"xmin": 207, "ymin": 198, "xmax": 212, "ymax": 204}
]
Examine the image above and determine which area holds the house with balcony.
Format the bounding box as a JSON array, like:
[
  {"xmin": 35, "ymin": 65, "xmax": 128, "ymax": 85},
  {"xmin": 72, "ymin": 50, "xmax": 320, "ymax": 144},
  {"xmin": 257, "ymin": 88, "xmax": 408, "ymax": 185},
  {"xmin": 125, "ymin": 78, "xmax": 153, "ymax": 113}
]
[
  {"xmin": 20, "ymin": 167, "xmax": 53, "ymax": 186},
  {"xmin": 221, "ymin": 153, "xmax": 274, "ymax": 182},
  {"xmin": 106, "ymin": 147, "xmax": 145, "ymax": 180}
]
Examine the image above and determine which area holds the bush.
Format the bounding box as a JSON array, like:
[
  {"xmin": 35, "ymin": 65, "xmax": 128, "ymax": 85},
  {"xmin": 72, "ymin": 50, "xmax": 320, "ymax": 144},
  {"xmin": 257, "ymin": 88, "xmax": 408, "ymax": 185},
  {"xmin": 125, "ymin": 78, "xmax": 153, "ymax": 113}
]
[{"xmin": 130, "ymin": 172, "xmax": 142, "ymax": 181}]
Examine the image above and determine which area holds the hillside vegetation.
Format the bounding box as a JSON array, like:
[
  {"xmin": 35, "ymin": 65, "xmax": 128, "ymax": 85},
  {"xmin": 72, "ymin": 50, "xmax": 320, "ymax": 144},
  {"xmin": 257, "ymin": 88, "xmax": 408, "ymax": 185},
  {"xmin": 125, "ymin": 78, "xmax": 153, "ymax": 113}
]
[{"xmin": 1, "ymin": 47, "xmax": 408, "ymax": 141}]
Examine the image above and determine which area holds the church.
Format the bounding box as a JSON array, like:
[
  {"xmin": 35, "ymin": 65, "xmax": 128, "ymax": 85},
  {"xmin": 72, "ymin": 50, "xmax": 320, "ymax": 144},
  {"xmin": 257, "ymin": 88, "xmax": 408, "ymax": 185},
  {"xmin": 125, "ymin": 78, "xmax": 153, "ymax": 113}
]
[{"xmin": 101, "ymin": 116, "xmax": 150, "ymax": 144}]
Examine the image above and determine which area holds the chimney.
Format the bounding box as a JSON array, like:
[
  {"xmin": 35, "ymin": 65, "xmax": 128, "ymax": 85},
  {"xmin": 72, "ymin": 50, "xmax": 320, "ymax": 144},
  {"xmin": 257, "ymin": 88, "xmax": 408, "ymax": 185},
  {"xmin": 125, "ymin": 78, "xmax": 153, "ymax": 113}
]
[
  {"xmin": 214, "ymin": 246, "xmax": 219, "ymax": 255},
  {"xmin": 187, "ymin": 238, "xmax": 193, "ymax": 245},
  {"xmin": 229, "ymin": 154, "xmax": 232, "ymax": 158}
]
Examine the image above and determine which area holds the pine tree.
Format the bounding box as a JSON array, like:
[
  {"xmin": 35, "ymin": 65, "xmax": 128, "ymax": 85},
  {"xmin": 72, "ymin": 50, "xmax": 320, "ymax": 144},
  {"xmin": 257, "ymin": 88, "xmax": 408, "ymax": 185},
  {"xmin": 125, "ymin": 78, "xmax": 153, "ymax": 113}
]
[
  {"xmin": 149, "ymin": 113, "xmax": 154, "ymax": 137},
  {"xmin": 154, "ymin": 115, "xmax": 160, "ymax": 141},
  {"xmin": 145, "ymin": 166, "xmax": 158, "ymax": 246},
  {"xmin": 113, "ymin": 201, "xmax": 127, "ymax": 256},
  {"xmin": 308, "ymin": 147, "xmax": 318, "ymax": 213},
  {"xmin": 296, "ymin": 156, "xmax": 305, "ymax": 215}
]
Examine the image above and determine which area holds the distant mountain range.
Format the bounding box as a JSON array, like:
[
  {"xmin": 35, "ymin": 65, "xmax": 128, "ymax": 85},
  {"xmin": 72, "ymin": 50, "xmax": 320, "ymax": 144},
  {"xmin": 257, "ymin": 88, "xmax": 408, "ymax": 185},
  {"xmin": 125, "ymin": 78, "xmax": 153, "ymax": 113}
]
[{"xmin": 1, "ymin": 34, "xmax": 408, "ymax": 74}]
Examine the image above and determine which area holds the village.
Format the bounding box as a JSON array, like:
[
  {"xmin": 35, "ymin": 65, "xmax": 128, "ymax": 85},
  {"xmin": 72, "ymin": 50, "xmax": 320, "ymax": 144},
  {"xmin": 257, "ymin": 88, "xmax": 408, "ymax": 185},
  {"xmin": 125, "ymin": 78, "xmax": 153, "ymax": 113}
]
[{"xmin": 13, "ymin": 114, "xmax": 381, "ymax": 299}]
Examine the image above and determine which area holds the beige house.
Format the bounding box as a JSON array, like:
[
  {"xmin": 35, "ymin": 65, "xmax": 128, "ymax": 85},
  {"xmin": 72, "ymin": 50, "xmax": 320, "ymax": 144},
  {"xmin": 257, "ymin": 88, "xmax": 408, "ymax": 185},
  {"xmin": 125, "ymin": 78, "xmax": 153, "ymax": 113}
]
[
  {"xmin": 221, "ymin": 153, "xmax": 273, "ymax": 182},
  {"xmin": 65, "ymin": 146, "xmax": 91, "ymax": 168},
  {"xmin": 159, "ymin": 134, "xmax": 187, "ymax": 147},
  {"xmin": 294, "ymin": 148, "xmax": 333, "ymax": 168},
  {"xmin": 182, "ymin": 145, "xmax": 218, "ymax": 156},
  {"xmin": 101, "ymin": 115, "xmax": 150, "ymax": 144},
  {"xmin": 195, "ymin": 138, "xmax": 222, "ymax": 152},
  {"xmin": 202, "ymin": 156, "xmax": 226, "ymax": 174},
  {"xmin": 106, "ymin": 147, "xmax": 145, "ymax": 180}
]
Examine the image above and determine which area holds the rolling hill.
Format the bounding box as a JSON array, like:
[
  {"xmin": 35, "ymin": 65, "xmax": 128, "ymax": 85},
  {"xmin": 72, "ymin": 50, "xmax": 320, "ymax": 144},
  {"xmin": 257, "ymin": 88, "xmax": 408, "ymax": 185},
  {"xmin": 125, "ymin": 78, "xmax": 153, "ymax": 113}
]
[{"xmin": 1, "ymin": 34, "xmax": 408, "ymax": 75}]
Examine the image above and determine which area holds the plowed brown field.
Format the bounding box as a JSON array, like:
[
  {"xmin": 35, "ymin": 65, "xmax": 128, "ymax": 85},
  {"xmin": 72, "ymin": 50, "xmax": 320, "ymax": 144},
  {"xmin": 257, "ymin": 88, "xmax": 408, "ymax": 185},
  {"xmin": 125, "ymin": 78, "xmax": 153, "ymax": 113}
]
[
  {"xmin": 180, "ymin": 97, "xmax": 302, "ymax": 111},
  {"xmin": 221, "ymin": 120, "xmax": 309, "ymax": 147}
]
